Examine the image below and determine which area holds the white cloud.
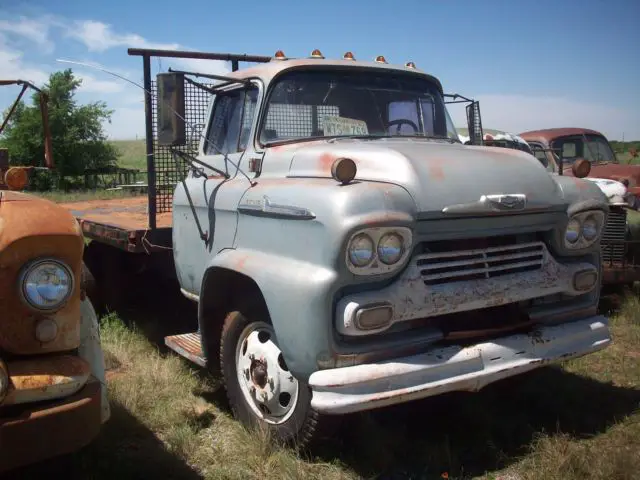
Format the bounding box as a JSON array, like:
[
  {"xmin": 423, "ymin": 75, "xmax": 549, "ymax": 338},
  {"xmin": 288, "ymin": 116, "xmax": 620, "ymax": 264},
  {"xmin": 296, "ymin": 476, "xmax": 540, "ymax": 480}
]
[
  {"xmin": 78, "ymin": 73, "xmax": 125, "ymax": 94},
  {"xmin": 448, "ymin": 94, "xmax": 640, "ymax": 141},
  {"xmin": 67, "ymin": 20, "xmax": 179, "ymax": 53},
  {"xmin": 0, "ymin": 34, "xmax": 50, "ymax": 85},
  {"xmin": 63, "ymin": 20, "xmax": 229, "ymax": 76},
  {"xmin": 0, "ymin": 15, "xmax": 53, "ymax": 52},
  {"xmin": 170, "ymin": 58, "xmax": 230, "ymax": 76}
]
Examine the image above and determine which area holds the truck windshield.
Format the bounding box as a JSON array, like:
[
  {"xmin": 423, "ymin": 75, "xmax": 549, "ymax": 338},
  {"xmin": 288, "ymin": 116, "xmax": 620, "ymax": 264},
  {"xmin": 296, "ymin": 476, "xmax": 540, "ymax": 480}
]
[
  {"xmin": 551, "ymin": 134, "xmax": 617, "ymax": 165},
  {"xmin": 259, "ymin": 69, "xmax": 460, "ymax": 145}
]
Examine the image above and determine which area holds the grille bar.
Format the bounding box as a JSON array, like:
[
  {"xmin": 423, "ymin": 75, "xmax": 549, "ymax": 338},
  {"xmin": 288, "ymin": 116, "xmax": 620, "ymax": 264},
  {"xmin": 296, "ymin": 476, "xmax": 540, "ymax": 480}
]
[
  {"xmin": 416, "ymin": 241, "xmax": 545, "ymax": 285},
  {"xmin": 601, "ymin": 209, "xmax": 627, "ymax": 263}
]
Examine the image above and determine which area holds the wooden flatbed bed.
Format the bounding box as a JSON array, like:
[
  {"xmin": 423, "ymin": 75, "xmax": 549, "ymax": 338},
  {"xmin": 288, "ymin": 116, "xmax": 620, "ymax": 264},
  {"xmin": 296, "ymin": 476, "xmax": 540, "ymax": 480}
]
[{"xmin": 61, "ymin": 196, "xmax": 173, "ymax": 253}]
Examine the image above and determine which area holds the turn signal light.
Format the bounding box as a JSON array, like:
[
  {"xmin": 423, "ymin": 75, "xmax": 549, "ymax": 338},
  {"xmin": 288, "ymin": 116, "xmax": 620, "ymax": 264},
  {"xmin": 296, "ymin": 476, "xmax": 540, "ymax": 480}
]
[{"xmin": 4, "ymin": 167, "xmax": 29, "ymax": 191}]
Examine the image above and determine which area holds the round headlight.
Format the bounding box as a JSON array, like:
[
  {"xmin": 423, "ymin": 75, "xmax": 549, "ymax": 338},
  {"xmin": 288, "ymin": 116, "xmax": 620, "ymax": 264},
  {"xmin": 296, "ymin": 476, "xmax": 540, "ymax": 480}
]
[
  {"xmin": 20, "ymin": 259, "xmax": 74, "ymax": 311},
  {"xmin": 582, "ymin": 216, "xmax": 598, "ymax": 241},
  {"xmin": 565, "ymin": 218, "xmax": 581, "ymax": 244},
  {"xmin": 348, "ymin": 233, "xmax": 374, "ymax": 267},
  {"xmin": 377, "ymin": 232, "xmax": 404, "ymax": 265}
]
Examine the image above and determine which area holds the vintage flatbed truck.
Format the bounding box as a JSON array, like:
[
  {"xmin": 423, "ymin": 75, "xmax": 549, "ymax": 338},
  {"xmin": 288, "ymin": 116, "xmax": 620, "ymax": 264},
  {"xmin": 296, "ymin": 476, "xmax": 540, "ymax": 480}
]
[
  {"xmin": 0, "ymin": 80, "xmax": 109, "ymax": 472},
  {"xmin": 67, "ymin": 47, "xmax": 612, "ymax": 445}
]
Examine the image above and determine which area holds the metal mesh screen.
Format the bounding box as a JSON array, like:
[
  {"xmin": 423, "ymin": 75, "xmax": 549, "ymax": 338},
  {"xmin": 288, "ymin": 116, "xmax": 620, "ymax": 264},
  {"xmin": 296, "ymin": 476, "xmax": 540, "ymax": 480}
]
[
  {"xmin": 263, "ymin": 104, "xmax": 339, "ymax": 139},
  {"xmin": 150, "ymin": 80, "xmax": 214, "ymax": 213}
]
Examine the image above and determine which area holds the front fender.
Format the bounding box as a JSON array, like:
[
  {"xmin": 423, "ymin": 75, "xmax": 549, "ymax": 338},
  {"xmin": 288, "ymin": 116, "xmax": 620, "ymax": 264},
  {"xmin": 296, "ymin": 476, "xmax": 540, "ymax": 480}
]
[
  {"xmin": 78, "ymin": 298, "xmax": 110, "ymax": 423},
  {"xmin": 205, "ymin": 248, "xmax": 337, "ymax": 380}
]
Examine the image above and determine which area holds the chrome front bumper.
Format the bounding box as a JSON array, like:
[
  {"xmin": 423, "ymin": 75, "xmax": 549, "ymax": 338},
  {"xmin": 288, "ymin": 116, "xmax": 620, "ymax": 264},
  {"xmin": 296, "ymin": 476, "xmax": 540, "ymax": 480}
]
[{"xmin": 309, "ymin": 316, "xmax": 610, "ymax": 414}]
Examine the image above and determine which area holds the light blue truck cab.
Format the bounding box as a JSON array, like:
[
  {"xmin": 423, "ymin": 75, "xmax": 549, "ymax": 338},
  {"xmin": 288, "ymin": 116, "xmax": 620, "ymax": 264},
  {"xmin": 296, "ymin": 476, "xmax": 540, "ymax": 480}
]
[{"xmin": 163, "ymin": 50, "xmax": 612, "ymax": 445}]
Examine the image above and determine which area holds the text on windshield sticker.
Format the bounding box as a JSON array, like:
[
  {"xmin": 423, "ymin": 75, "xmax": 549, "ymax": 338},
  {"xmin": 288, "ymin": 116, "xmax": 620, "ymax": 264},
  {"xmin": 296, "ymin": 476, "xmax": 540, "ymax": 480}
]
[{"xmin": 323, "ymin": 116, "xmax": 369, "ymax": 136}]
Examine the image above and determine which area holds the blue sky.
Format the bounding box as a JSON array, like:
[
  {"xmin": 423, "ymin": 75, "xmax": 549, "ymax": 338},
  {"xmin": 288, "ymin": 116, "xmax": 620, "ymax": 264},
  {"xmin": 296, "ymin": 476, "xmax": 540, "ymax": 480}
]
[{"xmin": 1, "ymin": 0, "xmax": 639, "ymax": 140}]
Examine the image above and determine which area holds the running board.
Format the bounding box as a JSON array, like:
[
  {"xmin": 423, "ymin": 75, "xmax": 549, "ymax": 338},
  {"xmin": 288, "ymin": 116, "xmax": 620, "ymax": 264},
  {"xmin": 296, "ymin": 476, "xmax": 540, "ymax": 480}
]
[{"xmin": 165, "ymin": 333, "xmax": 206, "ymax": 367}]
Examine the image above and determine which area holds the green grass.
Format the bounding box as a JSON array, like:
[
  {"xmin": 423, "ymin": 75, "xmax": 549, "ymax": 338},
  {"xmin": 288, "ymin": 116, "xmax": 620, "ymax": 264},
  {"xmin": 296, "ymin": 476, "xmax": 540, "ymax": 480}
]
[
  {"xmin": 10, "ymin": 281, "xmax": 640, "ymax": 480},
  {"xmin": 111, "ymin": 139, "xmax": 147, "ymax": 171},
  {"xmin": 35, "ymin": 188, "xmax": 141, "ymax": 203}
]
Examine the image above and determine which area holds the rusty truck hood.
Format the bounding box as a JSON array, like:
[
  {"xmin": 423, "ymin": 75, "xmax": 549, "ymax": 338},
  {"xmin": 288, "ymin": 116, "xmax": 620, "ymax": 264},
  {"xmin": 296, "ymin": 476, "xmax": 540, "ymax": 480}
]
[
  {"xmin": 0, "ymin": 190, "xmax": 36, "ymax": 202},
  {"xmin": 288, "ymin": 139, "xmax": 565, "ymax": 216},
  {"xmin": 0, "ymin": 191, "xmax": 82, "ymax": 249},
  {"xmin": 564, "ymin": 163, "xmax": 640, "ymax": 194}
]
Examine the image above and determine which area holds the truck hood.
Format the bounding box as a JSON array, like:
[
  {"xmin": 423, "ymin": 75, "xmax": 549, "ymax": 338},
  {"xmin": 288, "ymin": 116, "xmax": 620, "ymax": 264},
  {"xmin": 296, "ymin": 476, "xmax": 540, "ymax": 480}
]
[
  {"xmin": 0, "ymin": 190, "xmax": 37, "ymax": 202},
  {"xmin": 289, "ymin": 139, "xmax": 565, "ymax": 217},
  {"xmin": 565, "ymin": 163, "xmax": 640, "ymax": 193}
]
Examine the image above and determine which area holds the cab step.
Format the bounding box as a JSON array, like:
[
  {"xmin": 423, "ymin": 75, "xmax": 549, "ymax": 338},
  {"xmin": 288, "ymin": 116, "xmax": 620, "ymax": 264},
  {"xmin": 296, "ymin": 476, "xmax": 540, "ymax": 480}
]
[{"xmin": 165, "ymin": 333, "xmax": 206, "ymax": 367}]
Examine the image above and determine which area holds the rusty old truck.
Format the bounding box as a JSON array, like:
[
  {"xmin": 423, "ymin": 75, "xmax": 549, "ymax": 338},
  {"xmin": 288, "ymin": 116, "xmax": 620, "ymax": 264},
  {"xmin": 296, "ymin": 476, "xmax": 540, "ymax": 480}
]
[
  {"xmin": 457, "ymin": 126, "xmax": 639, "ymax": 288},
  {"xmin": 520, "ymin": 128, "xmax": 640, "ymax": 287},
  {"xmin": 0, "ymin": 80, "xmax": 109, "ymax": 472},
  {"xmin": 67, "ymin": 48, "xmax": 612, "ymax": 445}
]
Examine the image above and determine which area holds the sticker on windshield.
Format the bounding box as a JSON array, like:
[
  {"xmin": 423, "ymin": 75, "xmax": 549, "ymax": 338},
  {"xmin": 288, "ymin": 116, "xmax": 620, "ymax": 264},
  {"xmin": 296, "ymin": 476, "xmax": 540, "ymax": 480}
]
[{"xmin": 323, "ymin": 116, "xmax": 369, "ymax": 136}]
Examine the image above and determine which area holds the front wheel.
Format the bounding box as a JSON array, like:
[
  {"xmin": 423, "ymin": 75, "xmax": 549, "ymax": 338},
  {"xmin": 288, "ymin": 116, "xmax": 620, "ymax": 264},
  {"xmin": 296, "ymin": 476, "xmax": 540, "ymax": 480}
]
[{"xmin": 219, "ymin": 310, "xmax": 329, "ymax": 447}]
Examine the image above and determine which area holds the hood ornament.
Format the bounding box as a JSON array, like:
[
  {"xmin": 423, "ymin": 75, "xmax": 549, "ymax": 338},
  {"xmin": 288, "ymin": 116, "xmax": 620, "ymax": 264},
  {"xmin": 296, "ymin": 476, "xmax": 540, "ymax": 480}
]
[
  {"xmin": 483, "ymin": 194, "xmax": 527, "ymax": 211},
  {"xmin": 442, "ymin": 193, "xmax": 531, "ymax": 215}
]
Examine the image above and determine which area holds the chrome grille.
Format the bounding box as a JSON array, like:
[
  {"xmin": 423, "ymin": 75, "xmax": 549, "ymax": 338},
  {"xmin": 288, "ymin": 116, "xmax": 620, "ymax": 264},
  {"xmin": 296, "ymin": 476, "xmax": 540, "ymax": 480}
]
[
  {"xmin": 416, "ymin": 241, "xmax": 545, "ymax": 285},
  {"xmin": 601, "ymin": 208, "xmax": 627, "ymax": 264}
]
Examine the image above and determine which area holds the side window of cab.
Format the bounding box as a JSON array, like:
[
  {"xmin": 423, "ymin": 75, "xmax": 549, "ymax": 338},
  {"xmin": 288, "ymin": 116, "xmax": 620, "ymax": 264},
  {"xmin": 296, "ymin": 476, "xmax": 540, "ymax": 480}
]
[
  {"xmin": 204, "ymin": 87, "xmax": 259, "ymax": 156},
  {"xmin": 528, "ymin": 142, "xmax": 553, "ymax": 171}
]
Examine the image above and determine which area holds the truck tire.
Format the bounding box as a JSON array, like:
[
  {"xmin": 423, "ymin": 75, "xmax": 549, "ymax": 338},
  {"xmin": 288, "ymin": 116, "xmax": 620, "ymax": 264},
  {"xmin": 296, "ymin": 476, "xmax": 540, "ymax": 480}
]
[{"xmin": 219, "ymin": 310, "xmax": 329, "ymax": 448}]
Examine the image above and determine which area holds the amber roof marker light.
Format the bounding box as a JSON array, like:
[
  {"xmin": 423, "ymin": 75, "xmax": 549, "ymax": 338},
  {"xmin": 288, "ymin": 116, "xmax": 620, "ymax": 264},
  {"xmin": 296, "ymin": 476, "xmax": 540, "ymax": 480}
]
[
  {"xmin": 273, "ymin": 50, "xmax": 287, "ymax": 60},
  {"xmin": 375, "ymin": 55, "xmax": 387, "ymax": 64},
  {"xmin": 405, "ymin": 61, "xmax": 416, "ymax": 69},
  {"xmin": 331, "ymin": 158, "xmax": 357, "ymax": 185},
  {"xmin": 310, "ymin": 49, "xmax": 325, "ymax": 59},
  {"xmin": 343, "ymin": 51, "xmax": 356, "ymax": 60}
]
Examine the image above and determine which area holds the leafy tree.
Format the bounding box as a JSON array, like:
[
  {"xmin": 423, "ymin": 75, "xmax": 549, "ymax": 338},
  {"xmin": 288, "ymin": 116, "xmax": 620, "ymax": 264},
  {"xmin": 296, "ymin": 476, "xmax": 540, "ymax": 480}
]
[{"xmin": 0, "ymin": 69, "xmax": 118, "ymax": 177}]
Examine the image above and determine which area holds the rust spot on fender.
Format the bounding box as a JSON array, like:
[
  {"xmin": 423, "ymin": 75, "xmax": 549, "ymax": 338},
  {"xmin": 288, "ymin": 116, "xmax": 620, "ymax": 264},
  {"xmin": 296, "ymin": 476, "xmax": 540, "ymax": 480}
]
[
  {"xmin": 572, "ymin": 177, "xmax": 588, "ymax": 190},
  {"xmin": 361, "ymin": 211, "xmax": 413, "ymax": 225},
  {"xmin": 235, "ymin": 255, "xmax": 249, "ymax": 271},
  {"xmin": 429, "ymin": 164, "xmax": 445, "ymax": 181}
]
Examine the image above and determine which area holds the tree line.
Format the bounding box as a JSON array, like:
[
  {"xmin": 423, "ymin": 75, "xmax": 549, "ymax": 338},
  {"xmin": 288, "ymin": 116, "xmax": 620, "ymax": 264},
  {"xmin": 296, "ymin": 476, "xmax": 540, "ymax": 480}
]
[{"xmin": 0, "ymin": 69, "xmax": 119, "ymax": 188}]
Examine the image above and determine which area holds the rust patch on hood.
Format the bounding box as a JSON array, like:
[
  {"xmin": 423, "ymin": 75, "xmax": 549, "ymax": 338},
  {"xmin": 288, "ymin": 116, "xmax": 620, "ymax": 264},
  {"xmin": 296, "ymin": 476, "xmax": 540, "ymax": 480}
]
[{"xmin": 318, "ymin": 152, "xmax": 337, "ymax": 173}]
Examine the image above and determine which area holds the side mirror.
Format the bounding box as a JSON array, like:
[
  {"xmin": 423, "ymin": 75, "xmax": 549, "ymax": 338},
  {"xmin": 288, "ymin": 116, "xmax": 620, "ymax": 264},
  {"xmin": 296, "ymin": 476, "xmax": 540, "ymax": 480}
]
[
  {"xmin": 571, "ymin": 158, "xmax": 591, "ymax": 178},
  {"xmin": 156, "ymin": 72, "xmax": 186, "ymax": 146},
  {"xmin": 466, "ymin": 100, "xmax": 484, "ymax": 146}
]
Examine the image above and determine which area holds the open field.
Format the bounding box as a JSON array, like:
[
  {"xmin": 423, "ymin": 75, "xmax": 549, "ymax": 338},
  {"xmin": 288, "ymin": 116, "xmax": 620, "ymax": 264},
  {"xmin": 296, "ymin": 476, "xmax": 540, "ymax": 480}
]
[
  {"xmin": 111, "ymin": 139, "xmax": 147, "ymax": 171},
  {"xmin": 7, "ymin": 272, "xmax": 640, "ymax": 480},
  {"xmin": 109, "ymin": 139, "xmax": 640, "ymax": 169}
]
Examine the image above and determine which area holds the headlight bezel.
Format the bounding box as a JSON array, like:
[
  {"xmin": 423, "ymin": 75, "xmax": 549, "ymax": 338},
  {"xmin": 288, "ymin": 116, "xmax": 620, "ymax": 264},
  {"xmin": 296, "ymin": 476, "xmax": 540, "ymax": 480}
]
[
  {"xmin": 17, "ymin": 258, "xmax": 75, "ymax": 312},
  {"xmin": 563, "ymin": 210, "xmax": 606, "ymax": 250},
  {"xmin": 345, "ymin": 226, "xmax": 413, "ymax": 275}
]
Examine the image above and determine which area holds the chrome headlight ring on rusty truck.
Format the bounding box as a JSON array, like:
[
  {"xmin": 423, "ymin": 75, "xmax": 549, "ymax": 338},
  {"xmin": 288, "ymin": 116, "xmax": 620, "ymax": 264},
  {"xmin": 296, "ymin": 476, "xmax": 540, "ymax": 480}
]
[
  {"xmin": 564, "ymin": 210, "xmax": 606, "ymax": 250},
  {"xmin": 345, "ymin": 227, "xmax": 413, "ymax": 275},
  {"xmin": 18, "ymin": 258, "xmax": 74, "ymax": 312}
]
